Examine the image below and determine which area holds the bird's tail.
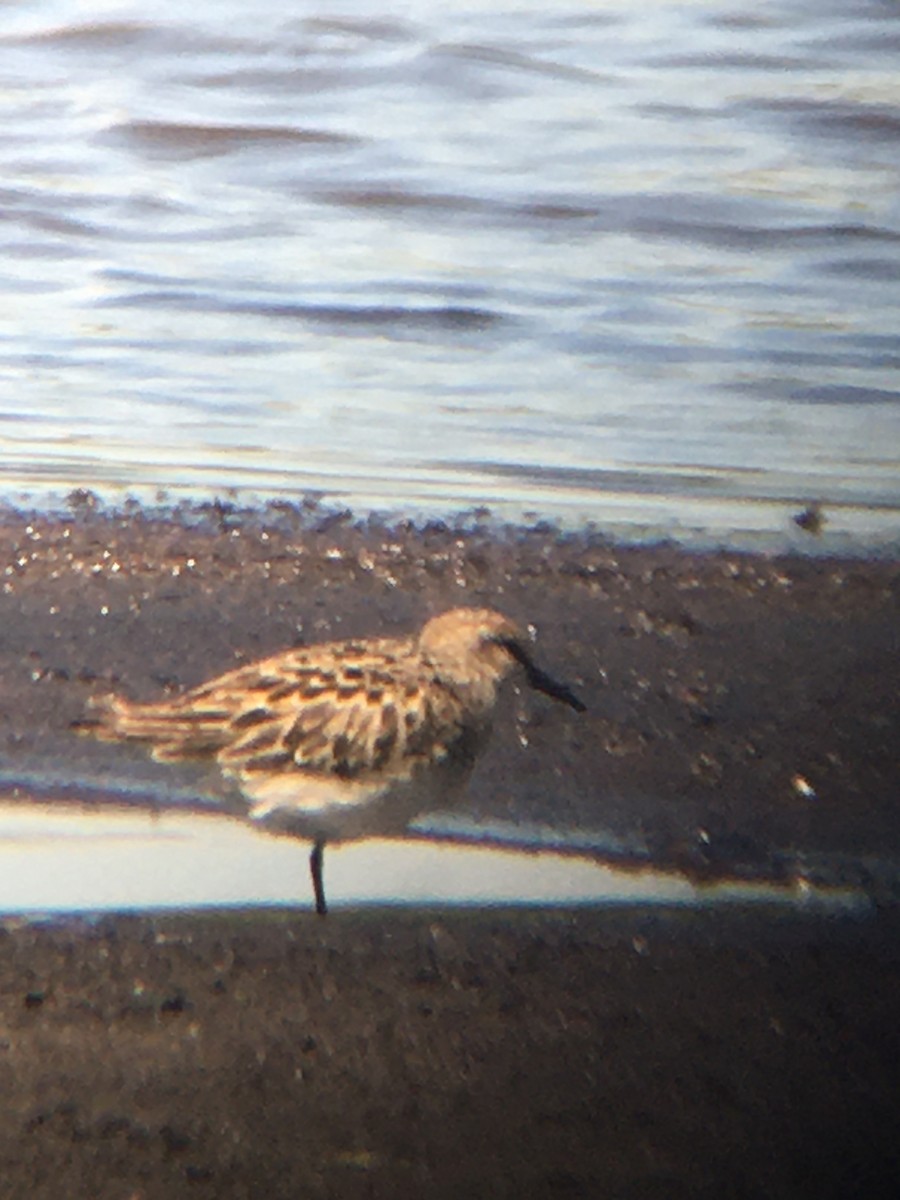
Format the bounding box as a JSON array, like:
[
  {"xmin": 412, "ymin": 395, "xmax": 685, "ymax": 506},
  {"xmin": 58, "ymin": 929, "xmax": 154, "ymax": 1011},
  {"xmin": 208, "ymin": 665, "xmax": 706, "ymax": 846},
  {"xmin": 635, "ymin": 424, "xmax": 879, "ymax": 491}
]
[{"xmin": 74, "ymin": 693, "xmax": 232, "ymax": 762}]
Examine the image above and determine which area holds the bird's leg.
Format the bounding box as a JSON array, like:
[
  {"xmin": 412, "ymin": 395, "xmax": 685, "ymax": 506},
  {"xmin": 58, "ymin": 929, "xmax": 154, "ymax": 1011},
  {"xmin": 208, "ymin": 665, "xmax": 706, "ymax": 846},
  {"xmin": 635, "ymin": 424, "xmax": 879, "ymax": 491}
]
[{"xmin": 310, "ymin": 839, "xmax": 327, "ymax": 916}]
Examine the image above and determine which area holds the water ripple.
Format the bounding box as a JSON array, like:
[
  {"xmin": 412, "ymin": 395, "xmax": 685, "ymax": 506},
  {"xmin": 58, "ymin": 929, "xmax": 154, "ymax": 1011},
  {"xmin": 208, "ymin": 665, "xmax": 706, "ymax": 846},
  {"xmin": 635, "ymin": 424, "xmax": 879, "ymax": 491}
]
[{"xmin": 0, "ymin": 0, "xmax": 897, "ymax": 546}]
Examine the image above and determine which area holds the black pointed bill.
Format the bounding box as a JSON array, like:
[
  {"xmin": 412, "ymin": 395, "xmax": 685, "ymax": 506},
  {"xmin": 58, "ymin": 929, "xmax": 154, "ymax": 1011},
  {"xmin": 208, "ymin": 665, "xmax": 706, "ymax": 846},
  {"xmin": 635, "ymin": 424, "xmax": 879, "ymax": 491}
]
[{"xmin": 499, "ymin": 639, "xmax": 586, "ymax": 713}]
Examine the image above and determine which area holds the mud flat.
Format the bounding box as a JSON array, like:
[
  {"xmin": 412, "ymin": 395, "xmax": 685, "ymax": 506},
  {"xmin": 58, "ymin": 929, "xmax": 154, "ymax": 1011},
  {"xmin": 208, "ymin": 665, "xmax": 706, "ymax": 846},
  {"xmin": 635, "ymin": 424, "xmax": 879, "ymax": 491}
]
[{"xmin": 0, "ymin": 500, "xmax": 898, "ymax": 1197}]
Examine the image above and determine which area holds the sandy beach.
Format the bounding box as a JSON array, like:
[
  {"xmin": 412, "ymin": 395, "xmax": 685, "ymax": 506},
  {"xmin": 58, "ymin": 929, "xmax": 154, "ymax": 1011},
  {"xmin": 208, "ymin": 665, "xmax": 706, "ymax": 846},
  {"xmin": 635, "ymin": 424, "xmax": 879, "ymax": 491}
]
[{"xmin": 0, "ymin": 501, "xmax": 897, "ymax": 1197}]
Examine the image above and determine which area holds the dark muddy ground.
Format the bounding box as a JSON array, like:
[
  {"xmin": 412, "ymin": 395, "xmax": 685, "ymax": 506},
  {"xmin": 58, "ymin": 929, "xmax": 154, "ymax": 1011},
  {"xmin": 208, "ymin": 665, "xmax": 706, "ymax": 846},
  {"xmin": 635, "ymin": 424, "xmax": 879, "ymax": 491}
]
[{"xmin": 0, "ymin": 500, "xmax": 898, "ymax": 1197}]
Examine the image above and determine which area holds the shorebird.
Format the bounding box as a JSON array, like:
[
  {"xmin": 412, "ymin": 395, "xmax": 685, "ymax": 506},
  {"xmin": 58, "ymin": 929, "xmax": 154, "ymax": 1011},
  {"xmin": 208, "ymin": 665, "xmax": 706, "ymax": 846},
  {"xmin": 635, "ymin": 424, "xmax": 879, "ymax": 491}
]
[{"xmin": 81, "ymin": 607, "xmax": 585, "ymax": 914}]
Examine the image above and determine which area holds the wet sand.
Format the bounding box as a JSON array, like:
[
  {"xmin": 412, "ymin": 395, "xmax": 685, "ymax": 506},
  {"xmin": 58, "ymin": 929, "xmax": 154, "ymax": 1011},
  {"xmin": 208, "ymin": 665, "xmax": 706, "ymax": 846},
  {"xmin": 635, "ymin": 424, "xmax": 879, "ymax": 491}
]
[
  {"xmin": 3, "ymin": 907, "xmax": 899, "ymax": 1199},
  {"xmin": 0, "ymin": 499, "xmax": 898, "ymax": 1196}
]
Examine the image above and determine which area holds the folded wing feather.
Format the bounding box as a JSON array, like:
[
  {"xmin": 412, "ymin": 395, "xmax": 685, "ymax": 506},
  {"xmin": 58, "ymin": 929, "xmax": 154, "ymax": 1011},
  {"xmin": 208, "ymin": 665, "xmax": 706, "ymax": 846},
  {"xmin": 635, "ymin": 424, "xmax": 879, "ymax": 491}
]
[{"xmin": 88, "ymin": 640, "xmax": 472, "ymax": 783}]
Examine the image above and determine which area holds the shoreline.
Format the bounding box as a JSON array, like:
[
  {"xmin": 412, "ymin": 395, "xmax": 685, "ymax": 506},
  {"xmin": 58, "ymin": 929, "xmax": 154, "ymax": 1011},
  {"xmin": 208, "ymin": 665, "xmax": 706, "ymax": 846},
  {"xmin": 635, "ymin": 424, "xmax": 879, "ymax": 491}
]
[
  {"xmin": 1, "ymin": 501, "xmax": 897, "ymax": 872},
  {"xmin": 4, "ymin": 486, "xmax": 900, "ymax": 559}
]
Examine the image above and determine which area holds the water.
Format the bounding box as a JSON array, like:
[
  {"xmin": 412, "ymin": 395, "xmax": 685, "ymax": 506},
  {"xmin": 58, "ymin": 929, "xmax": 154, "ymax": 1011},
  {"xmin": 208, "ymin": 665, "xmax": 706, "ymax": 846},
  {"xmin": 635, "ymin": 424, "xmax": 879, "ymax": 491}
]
[
  {"xmin": 0, "ymin": 764, "xmax": 890, "ymax": 915},
  {"xmin": 0, "ymin": 801, "xmax": 872, "ymax": 915},
  {"xmin": 2, "ymin": 0, "xmax": 899, "ymax": 546}
]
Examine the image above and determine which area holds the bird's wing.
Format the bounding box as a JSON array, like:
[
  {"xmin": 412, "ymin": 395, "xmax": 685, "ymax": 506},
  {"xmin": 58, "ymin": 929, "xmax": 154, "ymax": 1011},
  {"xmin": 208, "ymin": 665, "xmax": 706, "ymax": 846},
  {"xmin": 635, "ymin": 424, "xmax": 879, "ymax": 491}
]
[{"xmin": 87, "ymin": 637, "xmax": 472, "ymax": 781}]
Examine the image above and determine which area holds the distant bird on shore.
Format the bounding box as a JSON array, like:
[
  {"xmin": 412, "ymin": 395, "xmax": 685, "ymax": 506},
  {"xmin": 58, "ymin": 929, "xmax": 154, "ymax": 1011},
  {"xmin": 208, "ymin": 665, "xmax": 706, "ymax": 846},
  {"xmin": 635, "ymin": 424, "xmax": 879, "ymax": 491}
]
[
  {"xmin": 793, "ymin": 502, "xmax": 826, "ymax": 535},
  {"xmin": 79, "ymin": 607, "xmax": 585, "ymax": 914}
]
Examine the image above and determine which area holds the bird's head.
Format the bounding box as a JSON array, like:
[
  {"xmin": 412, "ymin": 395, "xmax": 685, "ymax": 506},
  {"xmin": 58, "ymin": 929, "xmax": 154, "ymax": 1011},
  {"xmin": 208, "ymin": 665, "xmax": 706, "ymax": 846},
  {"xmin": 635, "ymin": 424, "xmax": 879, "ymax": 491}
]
[{"xmin": 418, "ymin": 607, "xmax": 585, "ymax": 714}]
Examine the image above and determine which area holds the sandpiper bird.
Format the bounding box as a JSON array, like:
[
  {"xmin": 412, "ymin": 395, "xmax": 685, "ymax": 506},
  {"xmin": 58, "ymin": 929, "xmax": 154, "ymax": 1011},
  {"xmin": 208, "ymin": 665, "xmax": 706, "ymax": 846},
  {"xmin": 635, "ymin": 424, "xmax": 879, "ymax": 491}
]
[{"xmin": 82, "ymin": 607, "xmax": 585, "ymax": 914}]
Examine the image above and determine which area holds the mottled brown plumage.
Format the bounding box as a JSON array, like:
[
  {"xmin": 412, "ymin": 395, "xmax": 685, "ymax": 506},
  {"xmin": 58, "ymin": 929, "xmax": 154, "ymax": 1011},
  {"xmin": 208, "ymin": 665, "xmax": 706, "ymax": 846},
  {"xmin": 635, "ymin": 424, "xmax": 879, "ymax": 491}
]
[{"xmin": 82, "ymin": 607, "xmax": 585, "ymax": 913}]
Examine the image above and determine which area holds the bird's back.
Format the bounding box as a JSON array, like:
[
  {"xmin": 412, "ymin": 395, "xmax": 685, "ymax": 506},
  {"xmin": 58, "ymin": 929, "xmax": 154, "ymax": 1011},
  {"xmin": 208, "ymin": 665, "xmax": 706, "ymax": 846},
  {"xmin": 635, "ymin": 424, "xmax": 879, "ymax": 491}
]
[{"xmin": 86, "ymin": 632, "xmax": 487, "ymax": 787}]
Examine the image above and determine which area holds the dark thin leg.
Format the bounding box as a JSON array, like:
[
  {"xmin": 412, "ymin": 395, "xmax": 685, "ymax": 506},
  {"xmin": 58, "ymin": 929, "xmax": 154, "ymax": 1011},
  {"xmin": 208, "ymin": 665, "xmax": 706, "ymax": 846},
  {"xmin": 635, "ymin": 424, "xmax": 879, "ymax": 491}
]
[{"xmin": 310, "ymin": 839, "xmax": 327, "ymax": 916}]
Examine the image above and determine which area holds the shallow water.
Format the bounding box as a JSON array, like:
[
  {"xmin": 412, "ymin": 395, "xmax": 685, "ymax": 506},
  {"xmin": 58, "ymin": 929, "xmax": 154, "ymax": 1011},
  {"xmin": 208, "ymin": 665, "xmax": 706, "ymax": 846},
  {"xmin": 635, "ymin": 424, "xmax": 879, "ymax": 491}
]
[
  {"xmin": 2, "ymin": 0, "xmax": 899, "ymax": 546},
  {"xmin": 0, "ymin": 800, "xmax": 875, "ymax": 916}
]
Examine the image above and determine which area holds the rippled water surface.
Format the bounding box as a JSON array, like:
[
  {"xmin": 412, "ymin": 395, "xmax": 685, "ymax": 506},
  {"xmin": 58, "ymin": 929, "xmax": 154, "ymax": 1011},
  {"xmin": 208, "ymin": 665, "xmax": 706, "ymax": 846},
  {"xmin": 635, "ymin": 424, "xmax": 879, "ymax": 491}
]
[{"xmin": 3, "ymin": 0, "xmax": 899, "ymax": 544}]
